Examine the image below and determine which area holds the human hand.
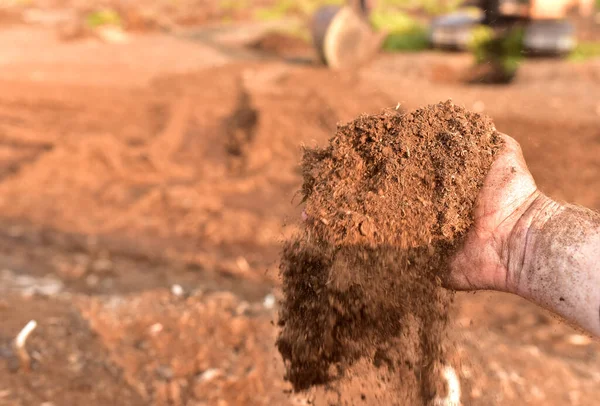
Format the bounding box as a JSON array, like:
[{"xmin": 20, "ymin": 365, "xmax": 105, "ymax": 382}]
[
  {"xmin": 450, "ymin": 134, "xmax": 600, "ymax": 335},
  {"xmin": 448, "ymin": 133, "xmax": 543, "ymax": 292}
]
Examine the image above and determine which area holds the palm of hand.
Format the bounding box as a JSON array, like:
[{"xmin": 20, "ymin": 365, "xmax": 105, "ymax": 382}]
[{"xmin": 449, "ymin": 134, "xmax": 538, "ymax": 291}]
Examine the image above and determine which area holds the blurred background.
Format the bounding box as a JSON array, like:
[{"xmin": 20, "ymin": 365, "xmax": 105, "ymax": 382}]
[{"xmin": 0, "ymin": 0, "xmax": 598, "ymax": 405}]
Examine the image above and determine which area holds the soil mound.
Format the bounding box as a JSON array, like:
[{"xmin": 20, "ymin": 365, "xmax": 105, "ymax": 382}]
[
  {"xmin": 248, "ymin": 32, "xmax": 312, "ymax": 58},
  {"xmin": 277, "ymin": 100, "xmax": 502, "ymax": 404}
]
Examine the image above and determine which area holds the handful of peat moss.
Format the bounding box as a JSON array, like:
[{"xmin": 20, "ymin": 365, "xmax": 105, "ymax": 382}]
[{"xmin": 277, "ymin": 101, "xmax": 502, "ymax": 404}]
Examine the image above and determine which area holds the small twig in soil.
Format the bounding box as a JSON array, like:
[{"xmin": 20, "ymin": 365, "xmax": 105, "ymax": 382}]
[{"xmin": 13, "ymin": 320, "xmax": 37, "ymax": 372}]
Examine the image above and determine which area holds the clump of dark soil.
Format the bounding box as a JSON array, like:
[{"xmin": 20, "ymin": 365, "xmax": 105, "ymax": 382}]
[{"xmin": 277, "ymin": 100, "xmax": 502, "ymax": 404}]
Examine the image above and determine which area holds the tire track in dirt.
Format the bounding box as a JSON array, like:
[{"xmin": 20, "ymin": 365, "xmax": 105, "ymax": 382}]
[{"xmin": 0, "ymin": 63, "xmax": 394, "ymax": 287}]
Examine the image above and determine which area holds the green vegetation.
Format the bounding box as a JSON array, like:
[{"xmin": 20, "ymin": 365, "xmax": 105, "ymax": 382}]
[
  {"xmin": 220, "ymin": 0, "xmax": 250, "ymax": 12},
  {"xmin": 85, "ymin": 8, "xmax": 122, "ymax": 28},
  {"xmin": 500, "ymin": 27, "xmax": 525, "ymax": 74},
  {"xmin": 371, "ymin": 9, "xmax": 429, "ymax": 51},
  {"xmin": 569, "ymin": 41, "xmax": 600, "ymax": 62},
  {"xmin": 254, "ymin": 0, "xmax": 343, "ymax": 21},
  {"xmin": 382, "ymin": 29, "xmax": 429, "ymax": 51},
  {"xmin": 370, "ymin": 8, "xmax": 421, "ymax": 32},
  {"xmin": 377, "ymin": 0, "xmax": 461, "ymax": 15},
  {"xmin": 468, "ymin": 25, "xmax": 525, "ymax": 78},
  {"xmin": 469, "ymin": 25, "xmax": 494, "ymax": 64}
]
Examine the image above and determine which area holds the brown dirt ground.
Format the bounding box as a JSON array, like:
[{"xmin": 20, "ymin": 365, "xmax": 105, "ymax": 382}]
[{"xmin": 0, "ymin": 18, "xmax": 598, "ymax": 406}]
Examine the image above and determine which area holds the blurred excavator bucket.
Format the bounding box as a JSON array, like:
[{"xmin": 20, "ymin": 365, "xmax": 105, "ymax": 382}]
[{"xmin": 310, "ymin": 4, "xmax": 385, "ymax": 69}]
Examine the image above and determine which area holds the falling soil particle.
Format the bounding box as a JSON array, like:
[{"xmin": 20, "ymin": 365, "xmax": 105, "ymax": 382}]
[{"xmin": 277, "ymin": 100, "xmax": 503, "ymax": 404}]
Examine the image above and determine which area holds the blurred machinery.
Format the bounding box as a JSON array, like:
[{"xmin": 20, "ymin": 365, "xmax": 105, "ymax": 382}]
[
  {"xmin": 430, "ymin": 0, "xmax": 593, "ymax": 56},
  {"xmin": 310, "ymin": 0, "xmax": 383, "ymax": 69},
  {"xmin": 310, "ymin": 0, "xmax": 593, "ymax": 69}
]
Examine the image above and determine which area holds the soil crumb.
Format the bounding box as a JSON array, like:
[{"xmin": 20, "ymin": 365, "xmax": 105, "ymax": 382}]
[{"xmin": 277, "ymin": 100, "xmax": 502, "ymax": 404}]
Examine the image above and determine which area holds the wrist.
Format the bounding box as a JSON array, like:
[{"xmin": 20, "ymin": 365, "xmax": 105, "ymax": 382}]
[{"xmin": 503, "ymin": 192, "xmax": 564, "ymax": 296}]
